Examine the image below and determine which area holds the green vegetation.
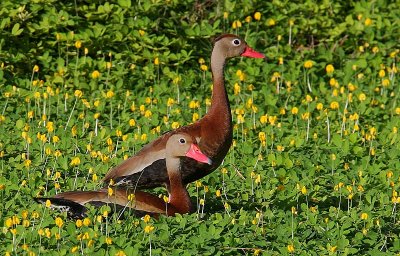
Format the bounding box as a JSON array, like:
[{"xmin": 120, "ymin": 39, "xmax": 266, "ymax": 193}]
[{"xmin": 1, "ymin": 0, "xmax": 400, "ymax": 255}]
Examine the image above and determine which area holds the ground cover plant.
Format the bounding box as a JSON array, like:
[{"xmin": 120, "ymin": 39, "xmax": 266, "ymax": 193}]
[{"xmin": 1, "ymin": 0, "xmax": 400, "ymax": 255}]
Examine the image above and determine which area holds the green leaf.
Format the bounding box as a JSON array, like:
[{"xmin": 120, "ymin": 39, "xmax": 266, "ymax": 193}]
[
  {"xmin": 11, "ymin": 23, "xmax": 23, "ymax": 36},
  {"xmin": 15, "ymin": 119, "xmax": 24, "ymax": 130}
]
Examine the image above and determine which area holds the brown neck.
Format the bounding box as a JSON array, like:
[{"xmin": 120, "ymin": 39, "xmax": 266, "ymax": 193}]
[
  {"xmin": 208, "ymin": 47, "xmax": 231, "ymax": 120},
  {"xmin": 167, "ymin": 157, "xmax": 192, "ymax": 213}
]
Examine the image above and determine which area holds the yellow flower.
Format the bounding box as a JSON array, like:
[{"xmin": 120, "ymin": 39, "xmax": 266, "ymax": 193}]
[
  {"xmin": 75, "ymin": 40, "xmax": 82, "ymax": 49},
  {"xmin": 5, "ymin": 217, "xmax": 13, "ymax": 228},
  {"xmin": 301, "ymin": 112, "xmax": 310, "ymax": 120},
  {"xmin": 258, "ymin": 132, "xmax": 266, "ymax": 142},
  {"xmin": 44, "ymin": 199, "xmax": 52, "ymax": 208},
  {"xmin": 143, "ymin": 214, "xmax": 151, "ymax": 223},
  {"xmin": 21, "ymin": 244, "xmax": 29, "ymax": 251},
  {"xmin": 106, "ymin": 90, "xmax": 114, "ymax": 98},
  {"xmin": 33, "ymin": 65, "xmax": 39, "ymax": 73},
  {"xmin": 364, "ymin": 18, "xmax": 372, "ymax": 26},
  {"xmin": 24, "ymin": 159, "xmax": 32, "ymax": 168},
  {"xmin": 224, "ymin": 202, "xmax": 230, "ymax": 210},
  {"xmin": 267, "ymin": 19, "xmax": 276, "ymax": 26},
  {"xmin": 223, "ymin": 12, "xmax": 228, "ymax": 19},
  {"xmin": 71, "ymin": 246, "xmax": 79, "ymax": 253},
  {"xmin": 268, "ymin": 115, "xmax": 277, "ymax": 125},
  {"xmin": 358, "ymin": 93, "xmax": 366, "ymax": 101},
  {"xmin": 27, "ymin": 111, "xmax": 34, "ymax": 119},
  {"xmin": 115, "ymin": 251, "xmax": 126, "ymax": 256},
  {"xmin": 291, "ymin": 107, "xmax": 299, "ymax": 115},
  {"xmin": 304, "ymin": 60, "xmax": 313, "ymax": 69},
  {"xmin": 325, "ymin": 64, "xmax": 334, "ymax": 74},
  {"xmin": 91, "ymin": 70, "xmax": 100, "ymax": 79},
  {"xmin": 382, "ymin": 79, "xmax": 390, "ymax": 87},
  {"xmin": 144, "ymin": 110, "xmax": 152, "ymax": 118},
  {"xmin": 360, "ymin": 212, "xmax": 368, "ymax": 220},
  {"xmin": 107, "ymin": 187, "xmax": 113, "ymax": 197},
  {"xmin": 232, "ymin": 20, "xmax": 242, "ymax": 29},
  {"xmin": 70, "ymin": 156, "xmax": 81, "ymax": 166},
  {"xmin": 200, "ymin": 64, "xmax": 208, "ymax": 71},
  {"xmin": 237, "ymin": 114, "xmax": 244, "ymax": 124},
  {"xmin": 254, "ymin": 12, "xmax": 261, "ymax": 21},
  {"xmin": 260, "ymin": 115, "xmax": 268, "ymax": 124},
  {"xmin": 245, "ymin": 16, "xmax": 252, "ymax": 23},
  {"xmin": 192, "ymin": 113, "xmax": 199, "ymax": 122},
  {"xmin": 55, "ymin": 217, "xmax": 64, "ymax": 228},
  {"xmin": 234, "ymin": 83, "xmax": 241, "ymax": 95},
  {"xmin": 81, "ymin": 217, "xmax": 90, "ymax": 226},
  {"xmin": 105, "ymin": 237, "xmax": 112, "ymax": 245},
  {"xmin": 215, "ymin": 190, "xmax": 221, "ymax": 197},
  {"xmin": 138, "ymin": 29, "xmax": 145, "ymax": 36},
  {"xmin": 144, "ymin": 225, "xmax": 155, "ymax": 233},
  {"xmin": 74, "ymin": 90, "xmax": 83, "ymax": 98},
  {"xmin": 330, "ymin": 101, "xmax": 339, "ymax": 110},
  {"xmin": 154, "ymin": 57, "xmax": 159, "ymax": 65},
  {"xmin": 287, "ymin": 244, "xmax": 295, "ymax": 253},
  {"xmin": 76, "ymin": 219, "xmax": 83, "ymax": 228},
  {"xmin": 167, "ymin": 98, "xmax": 175, "ymax": 107},
  {"xmin": 301, "ymin": 186, "xmax": 307, "ymax": 195},
  {"xmin": 126, "ymin": 194, "xmax": 135, "ymax": 203},
  {"xmin": 116, "ymin": 129, "xmax": 122, "ymax": 137}
]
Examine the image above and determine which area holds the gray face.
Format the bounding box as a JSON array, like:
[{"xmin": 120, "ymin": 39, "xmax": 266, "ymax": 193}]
[
  {"xmin": 215, "ymin": 35, "xmax": 247, "ymax": 59},
  {"xmin": 166, "ymin": 133, "xmax": 194, "ymax": 158}
]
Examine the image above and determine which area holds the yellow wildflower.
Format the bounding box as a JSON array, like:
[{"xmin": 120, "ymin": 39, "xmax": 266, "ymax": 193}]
[
  {"xmin": 287, "ymin": 244, "xmax": 295, "ymax": 253},
  {"xmin": 304, "ymin": 60, "xmax": 313, "ymax": 69},
  {"xmin": 55, "ymin": 217, "xmax": 64, "ymax": 228},
  {"xmin": 91, "ymin": 70, "xmax": 100, "ymax": 79},
  {"xmin": 75, "ymin": 40, "xmax": 82, "ymax": 49},
  {"xmin": 325, "ymin": 64, "xmax": 334, "ymax": 74},
  {"xmin": 144, "ymin": 225, "xmax": 154, "ymax": 233},
  {"xmin": 361, "ymin": 212, "xmax": 368, "ymax": 220}
]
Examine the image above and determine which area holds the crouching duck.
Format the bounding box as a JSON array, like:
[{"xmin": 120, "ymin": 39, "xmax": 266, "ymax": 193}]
[
  {"xmin": 35, "ymin": 133, "xmax": 212, "ymax": 218},
  {"xmin": 102, "ymin": 34, "xmax": 265, "ymax": 191}
]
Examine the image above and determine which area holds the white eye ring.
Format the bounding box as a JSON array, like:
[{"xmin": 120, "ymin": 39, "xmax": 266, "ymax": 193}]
[
  {"xmin": 179, "ymin": 138, "xmax": 186, "ymax": 144},
  {"xmin": 232, "ymin": 39, "xmax": 241, "ymax": 46}
]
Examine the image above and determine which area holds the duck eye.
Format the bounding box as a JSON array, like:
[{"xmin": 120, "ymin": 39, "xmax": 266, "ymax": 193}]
[
  {"xmin": 232, "ymin": 39, "xmax": 241, "ymax": 46},
  {"xmin": 179, "ymin": 138, "xmax": 186, "ymax": 144}
]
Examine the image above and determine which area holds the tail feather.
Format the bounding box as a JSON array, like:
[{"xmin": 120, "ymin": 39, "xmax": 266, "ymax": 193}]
[
  {"xmin": 34, "ymin": 197, "xmax": 87, "ymax": 219},
  {"xmin": 34, "ymin": 188, "xmax": 172, "ymax": 218}
]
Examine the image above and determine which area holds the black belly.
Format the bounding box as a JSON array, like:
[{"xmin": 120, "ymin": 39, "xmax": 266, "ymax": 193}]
[{"xmin": 113, "ymin": 157, "xmax": 221, "ymax": 189}]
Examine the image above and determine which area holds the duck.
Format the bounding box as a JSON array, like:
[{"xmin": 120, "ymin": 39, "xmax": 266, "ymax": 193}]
[
  {"xmin": 34, "ymin": 133, "xmax": 212, "ymax": 218},
  {"xmin": 102, "ymin": 34, "xmax": 264, "ymax": 191}
]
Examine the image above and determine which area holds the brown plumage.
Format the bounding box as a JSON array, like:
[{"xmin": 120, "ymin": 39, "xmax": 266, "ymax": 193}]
[
  {"xmin": 102, "ymin": 34, "xmax": 264, "ymax": 191},
  {"xmin": 34, "ymin": 133, "xmax": 212, "ymax": 218}
]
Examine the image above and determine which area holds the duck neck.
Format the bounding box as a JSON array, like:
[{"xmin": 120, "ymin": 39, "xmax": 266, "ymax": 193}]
[
  {"xmin": 167, "ymin": 157, "xmax": 192, "ymax": 213},
  {"xmin": 208, "ymin": 48, "xmax": 231, "ymax": 120}
]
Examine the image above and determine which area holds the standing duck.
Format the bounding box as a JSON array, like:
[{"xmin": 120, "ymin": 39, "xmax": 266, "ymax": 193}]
[
  {"xmin": 34, "ymin": 133, "xmax": 212, "ymax": 218},
  {"xmin": 103, "ymin": 34, "xmax": 264, "ymax": 190}
]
